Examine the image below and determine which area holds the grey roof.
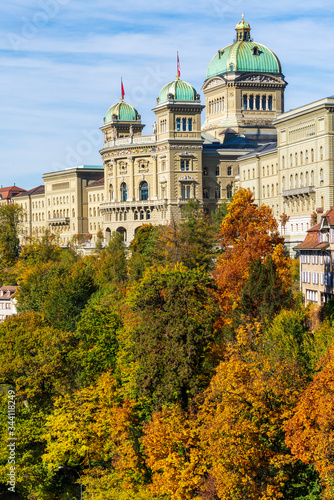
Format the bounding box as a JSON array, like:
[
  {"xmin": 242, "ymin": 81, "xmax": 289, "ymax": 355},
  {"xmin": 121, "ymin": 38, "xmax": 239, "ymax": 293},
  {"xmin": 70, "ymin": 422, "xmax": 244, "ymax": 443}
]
[{"xmin": 237, "ymin": 142, "xmax": 277, "ymax": 160}]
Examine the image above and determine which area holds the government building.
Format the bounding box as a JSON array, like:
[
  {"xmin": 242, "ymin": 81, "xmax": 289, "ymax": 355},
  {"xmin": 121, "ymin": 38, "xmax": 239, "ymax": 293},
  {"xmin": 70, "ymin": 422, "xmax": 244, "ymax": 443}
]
[{"xmin": 7, "ymin": 16, "xmax": 334, "ymax": 259}]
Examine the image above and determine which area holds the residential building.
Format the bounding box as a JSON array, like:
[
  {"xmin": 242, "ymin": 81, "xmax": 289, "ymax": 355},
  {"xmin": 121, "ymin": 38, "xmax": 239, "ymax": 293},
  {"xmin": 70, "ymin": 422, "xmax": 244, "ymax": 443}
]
[{"xmin": 0, "ymin": 286, "xmax": 18, "ymax": 323}]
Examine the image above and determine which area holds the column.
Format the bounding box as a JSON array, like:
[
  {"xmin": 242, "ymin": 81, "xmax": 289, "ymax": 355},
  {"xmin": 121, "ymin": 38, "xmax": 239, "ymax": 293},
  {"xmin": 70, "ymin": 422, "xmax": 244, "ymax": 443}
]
[
  {"xmin": 152, "ymin": 154, "xmax": 158, "ymax": 200},
  {"xmin": 128, "ymin": 156, "xmax": 134, "ymax": 201},
  {"xmin": 113, "ymin": 161, "xmax": 117, "ymax": 202}
]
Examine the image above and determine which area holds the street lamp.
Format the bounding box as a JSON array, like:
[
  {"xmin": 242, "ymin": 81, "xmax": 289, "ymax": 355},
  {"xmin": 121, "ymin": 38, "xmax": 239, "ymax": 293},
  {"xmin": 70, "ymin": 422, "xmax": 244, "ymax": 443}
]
[{"xmin": 58, "ymin": 466, "xmax": 82, "ymax": 500}]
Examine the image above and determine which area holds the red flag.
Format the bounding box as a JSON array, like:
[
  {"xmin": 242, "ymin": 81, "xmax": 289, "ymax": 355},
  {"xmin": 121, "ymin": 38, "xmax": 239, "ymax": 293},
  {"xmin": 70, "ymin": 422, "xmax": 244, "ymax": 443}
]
[
  {"xmin": 177, "ymin": 52, "xmax": 181, "ymax": 78},
  {"xmin": 121, "ymin": 78, "xmax": 125, "ymax": 101}
]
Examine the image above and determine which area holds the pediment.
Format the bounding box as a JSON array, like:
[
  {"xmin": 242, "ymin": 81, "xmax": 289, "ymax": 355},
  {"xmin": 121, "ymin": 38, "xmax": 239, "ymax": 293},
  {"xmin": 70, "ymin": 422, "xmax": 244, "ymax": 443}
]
[{"xmin": 202, "ymin": 77, "xmax": 226, "ymax": 91}]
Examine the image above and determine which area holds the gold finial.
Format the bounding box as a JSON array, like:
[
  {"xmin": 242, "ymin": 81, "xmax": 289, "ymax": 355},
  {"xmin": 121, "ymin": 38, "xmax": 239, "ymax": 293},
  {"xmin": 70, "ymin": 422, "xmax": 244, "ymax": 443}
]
[{"xmin": 242, "ymin": 13, "xmax": 244, "ymax": 22}]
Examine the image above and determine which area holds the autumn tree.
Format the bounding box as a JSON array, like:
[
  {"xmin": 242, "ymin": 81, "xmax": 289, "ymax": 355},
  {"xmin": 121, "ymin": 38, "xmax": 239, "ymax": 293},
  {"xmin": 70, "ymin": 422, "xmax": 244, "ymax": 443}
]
[
  {"xmin": 127, "ymin": 224, "xmax": 161, "ymax": 281},
  {"xmin": 94, "ymin": 231, "xmax": 127, "ymax": 286},
  {"xmin": 142, "ymin": 405, "xmax": 206, "ymax": 500},
  {"xmin": 117, "ymin": 264, "xmax": 217, "ymax": 413},
  {"xmin": 43, "ymin": 372, "xmax": 147, "ymax": 499},
  {"xmin": 214, "ymin": 188, "xmax": 287, "ymax": 329},
  {"xmin": 199, "ymin": 339, "xmax": 319, "ymax": 500},
  {"xmin": 285, "ymin": 345, "xmax": 334, "ymax": 499}
]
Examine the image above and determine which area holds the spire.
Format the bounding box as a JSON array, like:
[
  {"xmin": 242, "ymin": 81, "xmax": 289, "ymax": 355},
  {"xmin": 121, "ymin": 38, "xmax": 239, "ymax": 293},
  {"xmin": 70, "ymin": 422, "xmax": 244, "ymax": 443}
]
[{"xmin": 235, "ymin": 14, "xmax": 251, "ymax": 42}]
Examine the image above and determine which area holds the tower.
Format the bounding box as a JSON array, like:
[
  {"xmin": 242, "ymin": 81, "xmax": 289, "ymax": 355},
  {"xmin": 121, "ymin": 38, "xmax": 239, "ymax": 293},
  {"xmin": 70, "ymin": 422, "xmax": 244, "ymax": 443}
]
[{"xmin": 202, "ymin": 15, "xmax": 287, "ymax": 144}]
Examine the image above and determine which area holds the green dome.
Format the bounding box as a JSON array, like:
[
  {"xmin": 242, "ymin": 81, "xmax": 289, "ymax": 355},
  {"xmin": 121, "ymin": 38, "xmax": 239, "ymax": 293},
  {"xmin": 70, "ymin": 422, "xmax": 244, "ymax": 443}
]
[
  {"xmin": 207, "ymin": 17, "xmax": 282, "ymax": 79},
  {"xmin": 104, "ymin": 101, "xmax": 139, "ymax": 123},
  {"xmin": 158, "ymin": 79, "xmax": 198, "ymax": 104}
]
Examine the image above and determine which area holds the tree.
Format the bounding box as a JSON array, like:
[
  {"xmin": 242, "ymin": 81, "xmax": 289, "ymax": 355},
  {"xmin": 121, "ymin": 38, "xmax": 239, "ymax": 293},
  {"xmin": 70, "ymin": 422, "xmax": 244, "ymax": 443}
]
[
  {"xmin": 43, "ymin": 372, "xmax": 146, "ymax": 498},
  {"xmin": 285, "ymin": 345, "xmax": 334, "ymax": 499},
  {"xmin": 199, "ymin": 344, "xmax": 317, "ymax": 500},
  {"xmin": 142, "ymin": 405, "xmax": 206, "ymax": 500},
  {"xmin": 117, "ymin": 264, "xmax": 217, "ymax": 413},
  {"xmin": 127, "ymin": 224, "xmax": 161, "ymax": 281},
  {"xmin": 94, "ymin": 231, "xmax": 127, "ymax": 286},
  {"xmin": 214, "ymin": 188, "xmax": 286, "ymax": 329},
  {"xmin": 0, "ymin": 203, "xmax": 24, "ymax": 272},
  {"xmin": 156, "ymin": 200, "xmax": 216, "ymax": 271}
]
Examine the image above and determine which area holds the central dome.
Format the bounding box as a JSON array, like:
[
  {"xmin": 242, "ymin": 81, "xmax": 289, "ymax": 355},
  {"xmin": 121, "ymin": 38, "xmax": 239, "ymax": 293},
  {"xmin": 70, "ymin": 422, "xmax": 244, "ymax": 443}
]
[
  {"xmin": 207, "ymin": 16, "xmax": 282, "ymax": 79},
  {"xmin": 158, "ymin": 79, "xmax": 198, "ymax": 104}
]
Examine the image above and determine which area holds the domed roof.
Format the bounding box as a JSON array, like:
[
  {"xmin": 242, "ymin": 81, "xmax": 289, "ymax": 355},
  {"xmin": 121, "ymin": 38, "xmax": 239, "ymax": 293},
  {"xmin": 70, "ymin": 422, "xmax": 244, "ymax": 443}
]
[
  {"xmin": 158, "ymin": 79, "xmax": 197, "ymax": 104},
  {"xmin": 207, "ymin": 16, "xmax": 282, "ymax": 79},
  {"xmin": 104, "ymin": 101, "xmax": 139, "ymax": 123}
]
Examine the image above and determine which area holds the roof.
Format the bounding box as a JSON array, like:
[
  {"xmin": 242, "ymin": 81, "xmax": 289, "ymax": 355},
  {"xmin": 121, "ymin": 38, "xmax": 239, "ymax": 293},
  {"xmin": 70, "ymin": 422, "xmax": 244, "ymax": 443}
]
[
  {"xmin": 158, "ymin": 79, "xmax": 198, "ymax": 104},
  {"xmin": 206, "ymin": 18, "xmax": 281, "ymax": 79},
  {"xmin": 0, "ymin": 286, "xmax": 18, "ymax": 299},
  {"xmin": 104, "ymin": 101, "xmax": 139, "ymax": 123},
  {"xmin": 88, "ymin": 177, "xmax": 104, "ymax": 188},
  {"xmin": 14, "ymin": 185, "xmax": 45, "ymax": 198},
  {"xmin": 320, "ymin": 208, "xmax": 334, "ymax": 227},
  {"xmin": 238, "ymin": 142, "xmax": 277, "ymax": 160},
  {"xmin": 294, "ymin": 224, "xmax": 329, "ymax": 251},
  {"xmin": 0, "ymin": 186, "xmax": 26, "ymax": 200}
]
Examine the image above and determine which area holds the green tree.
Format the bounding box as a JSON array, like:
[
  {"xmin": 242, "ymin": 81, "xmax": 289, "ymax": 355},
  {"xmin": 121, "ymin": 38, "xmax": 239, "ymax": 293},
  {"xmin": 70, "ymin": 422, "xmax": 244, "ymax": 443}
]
[
  {"xmin": 0, "ymin": 203, "xmax": 24, "ymax": 266},
  {"xmin": 94, "ymin": 231, "xmax": 127, "ymax": 286},
  {"xmin": 117, "ymin": 264, "xmax": 217, "ymax": 413}
]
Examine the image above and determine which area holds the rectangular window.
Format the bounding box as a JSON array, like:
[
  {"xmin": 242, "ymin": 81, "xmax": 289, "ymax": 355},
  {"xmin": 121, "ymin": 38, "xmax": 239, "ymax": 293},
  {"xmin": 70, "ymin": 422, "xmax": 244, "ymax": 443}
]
[
  {"xmin": 188, "ymin": 118, "xmax": 192, "ymax": 132},
  {"xmin": 176, "ymin": 118, "xmax": 181, "ymax": 131},
  {"xmin": 320, "ymin": 273, "xmax": 324, "ymax": 285},
  {"xmin": 216, "ymin": 167, "xmax": 219, "ymax": 176},
  {"xmin": 320, "ymin": 254, "xmax": 324, "ymax": 265},
  {"xmin": 182, "ymin": 118, "xmax": 187, "ymax": 131},
  {"xmin": 181, "ymin": 160, "xmax": 190, "ymax": 171}
]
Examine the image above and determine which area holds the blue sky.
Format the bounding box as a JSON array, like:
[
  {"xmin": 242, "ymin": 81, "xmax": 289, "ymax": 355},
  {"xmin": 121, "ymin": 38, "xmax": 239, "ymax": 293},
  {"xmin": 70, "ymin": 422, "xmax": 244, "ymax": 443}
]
[{"xmin": 1, "ymin": 0, "xmax": 334, "ymax": 189}]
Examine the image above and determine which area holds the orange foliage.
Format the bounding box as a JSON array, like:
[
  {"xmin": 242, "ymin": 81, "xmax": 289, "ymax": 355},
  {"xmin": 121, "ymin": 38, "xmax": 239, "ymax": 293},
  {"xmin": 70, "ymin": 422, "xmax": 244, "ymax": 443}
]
[
  {"xmin": 214, "ymin": 188, "xmax": 284, "ymax": 326},
  {"xmin": 142, "ymin": 405, "xmax": 206, "ymax": 500},
  {"xmin": 285, "ymin": 346, "xmax": 334, "ymax": 499},
  {"xmin": 199, "ymin": 345, "xmax": 304, "ymax": 500}
]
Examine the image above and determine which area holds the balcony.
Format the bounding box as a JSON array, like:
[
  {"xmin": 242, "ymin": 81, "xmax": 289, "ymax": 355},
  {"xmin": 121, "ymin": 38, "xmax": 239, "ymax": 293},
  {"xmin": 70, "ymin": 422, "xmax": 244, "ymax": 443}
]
[
  {"xmin": 48, "ymin": 217, "xmax": 70, "ymax": 225},
  {"xmin": 103, "ymin": 135, "xmax": 157, "ymax": 149},
  {"xmin": 100, "ymin": 199, "xmax": 167, "ymax": 211},
  {"xmin": 282, "ymin": 186, "xmax": 315, "ymax": 197}
]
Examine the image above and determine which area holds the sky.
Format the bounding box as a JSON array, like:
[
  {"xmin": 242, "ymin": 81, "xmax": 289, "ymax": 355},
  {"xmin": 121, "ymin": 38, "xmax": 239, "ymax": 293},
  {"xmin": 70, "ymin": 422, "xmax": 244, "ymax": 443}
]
[{"xmin": 1, "ymin": 0, "xmax": 334, "ymax": 189}]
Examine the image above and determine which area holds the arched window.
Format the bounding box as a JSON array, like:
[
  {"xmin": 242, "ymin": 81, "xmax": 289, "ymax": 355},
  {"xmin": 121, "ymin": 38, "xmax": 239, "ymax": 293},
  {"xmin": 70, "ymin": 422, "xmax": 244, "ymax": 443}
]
[
  {"xmin": 268, "ymin": 95, "xmax": 273, "ymax": 110},
  {"xmin": 282, "ymin": 176, "xmax": 285, "ymax": 191},
  {"xmin": 140, "ymin": 181, "xmax": 149, "ymax": 200},
  {"xmin": 215, "ymin": 185, "xmax": 221, "ymax": 199},
  {"xmin": 311, "ymin": 170, "xmax": 314, "ymax": 185},
  {"xmin": 263, "ymin": 185, "xmax": 265, "ymax": 198},
  {"xmin": 227, "ymin": 185, "xmax": 232, "ymax": 199},
  {"xmin": 305, "ymin": 171, "xmax": 309, "ymax": 185},
  {"xmin": 93, "ymin": 207, "xmax": 96, "ymax": 217},
  {"xmin": 295, "ymin": 174, "xmax": 298, "ymax": 188},
  {"xmin": 182, "ymin": 118, "xmax": 187, "ymax": 131},
  {"xmin": 109, "ymin": 183, "xmax": 113, "ymax": 201},
  {"xmin": 120, "ymin": 182, "xmax": 127, "ymax": 202},
  {"xmin": 249, "ymin": 95, "xmax": 254, "ymax": 110},
  {"xmin": 320, "ymin": 146, "xmax": 323, "ymax": 160},
  {"xmin": 290, "ymin": 175, "xmax": 293, "ymax": 188},
  {"xmin": 89, "ymin": 208, "xmax": 92, "ymax": 217},
  {"xmin": 188, "ymin": 118, "xmax": 192, "ymax": 131},
  {"xmin": 146, "ymin": 210, "xmax": 151, "ymax": 220},
  {"xmin": 176, "ymin": 118, "xmax": 181, "ymax": 131},
  {"xmin": 262, "ymin": 95, "xmax": 266, "ymax": 110},
  {"xmin": 227, "ymin": 166, "xmax": 232, "ymax": 176},
  {"xmin": 255, "ymin": 95, "xmax": 260, "ymax": 110},
  {"xmin": 300, "ymin": 151, "xmax": 303, "ymax": 164},
  {"xmin": 311, "ymin": 149, "xmax": 314, "ymax": 162},
  {"xmin": 243, "ymin": 94, "xmax": 247, "ymax": 110}
]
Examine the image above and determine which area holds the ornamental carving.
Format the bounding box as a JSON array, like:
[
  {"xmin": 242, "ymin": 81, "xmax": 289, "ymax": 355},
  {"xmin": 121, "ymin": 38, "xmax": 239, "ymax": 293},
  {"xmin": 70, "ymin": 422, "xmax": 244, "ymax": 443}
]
[
  {"xmin": 179, "ymin": 175, "xmax": 196, "ymax": 182},
  {"xmin": 240, "ymin": 75, "xmax": 281, "ymax": 84}
]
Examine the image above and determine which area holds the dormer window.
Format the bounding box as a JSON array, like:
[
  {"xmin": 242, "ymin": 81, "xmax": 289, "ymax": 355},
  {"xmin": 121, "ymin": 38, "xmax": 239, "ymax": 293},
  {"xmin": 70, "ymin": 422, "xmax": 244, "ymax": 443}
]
[{"xmin": 253, "ymin": 46, "xmax": 259, "ymax": 56}]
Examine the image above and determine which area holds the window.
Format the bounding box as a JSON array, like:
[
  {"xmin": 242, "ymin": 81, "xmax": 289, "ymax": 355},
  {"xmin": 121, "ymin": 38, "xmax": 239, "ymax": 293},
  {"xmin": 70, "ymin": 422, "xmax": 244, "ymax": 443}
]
[
  {"xmin": 140, "ymin": 181, "xmax": 149, "ymax": 201},
  {"xmin": 255, "ymin": 95, "xmax": 260, "ymax": 110},
  {"xmin": 203, "ymin": 167, "xmax": 208, "ymax": 176},
  {"xmin": 268, "ymin": 95, "xmax": 273, "ymax": 110},
  {"xmin": 227, "ymin": 166, "xmax": 232, "ymax": 176},
  {"xmin": 249, "ymin": 95, "xmax": 254, "ymax": 110},
  {"xmin": 253, "ymin": 46, "xmax": 259, "ymax": 55},
  {"xmin": 181, "ymin": 160, "xmax": 190, "ymax": 171},
  {"xmin": 216, "ymin": 167, "xmax": 219, "ymax": 176},
  {"xmin": 121, "ymin": 182, "xmax": 127, "ymax": 202},
  {"xmin": 140, "ymin": 211, "xmax": 144, "ymax": 220},
  {"xmin": 215, "ymin": 185, "xmax": 221, "ymax": 199},
  {"xmin": 262, "ymin": 95, "xmax": 266, "ymax": 110},
  {"xmin": 203, "ymin": 188, "xmax": 209, "ymax": 199},
  {"xmin": 176, "ymin": 118, "xmax": 181, "ymax": 131},
  {"xmin": 182, "ymin": 185, "xmax": 191, "ymax": 199},
  {"xmin": 320, "ymin": 146, "xmax": 324, "ymax": 160},
  {"xmin": 243, "ymin": 94, "xmax": 247, "ymax": 110},
  {"xmin": 188, "ymin": 118, "xmax": 192, "ymax": 131},
  {"xmin": 227, "ymin": 185, "xmax": 232, "ymax": 199},
  {"xmin": 182, "ymin": 118, "xmax": 187, "ymax": 131},
  {"xmin": 146, "ymin": 210, "xmax": 151, "ymax": 220}
]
